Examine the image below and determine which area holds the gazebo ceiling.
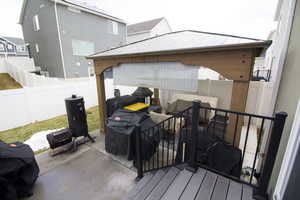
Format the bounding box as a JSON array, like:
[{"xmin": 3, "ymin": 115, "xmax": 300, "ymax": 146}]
[{"xmin": 88, "ymin": 30, "xmax": 271, "ymax": 59}]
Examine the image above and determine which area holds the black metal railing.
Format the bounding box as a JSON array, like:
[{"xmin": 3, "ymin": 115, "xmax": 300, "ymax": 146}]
[
  {"xmin": 134, "ymin": 101, "xmax": 287, "ymax": 199},
  {"xmin": 252, "ymin": 69, "xmax": 271, "ymax": 81},
  {"xmin": 135, "ymin": 107, "xmax": 192, "ymax": 179}
]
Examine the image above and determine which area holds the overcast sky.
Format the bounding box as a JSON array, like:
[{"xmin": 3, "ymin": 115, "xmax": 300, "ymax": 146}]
[{"xmin": 0, "ymin": 0, "xmax": 278, "ymax": 39}]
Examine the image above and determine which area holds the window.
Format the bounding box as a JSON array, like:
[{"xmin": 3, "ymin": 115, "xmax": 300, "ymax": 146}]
[
  {"xmin": 107, "ymin": 20, "xmax": 118, "ymax": 35},
  {"xmin": 88, "ymin": 67, "xmax": 95, "ymax": 77},
  {"xmin": 17, "ymin": 45, "xmax": 26, "ymax": 52},
  {"xmin": 33, "ymin": 15, "xmax": 40, "ymax": 31},
  {"xmin": 72, "ymin": 39, "xmax": 95, "ymax": 56},
  {"xmin": 26, "ymin": 44, "xmax": 32, "ymax": 58},
  {"xmin": 0, "ymin": 43, "xmax": 5, "ymax": 51},
  {"xmin": 35, "ymin": 43, "xmax": 39, "ymax": 53},
  {"xmin": 7, "ymin": 43, "xmax": 14, "ymax": 51}
]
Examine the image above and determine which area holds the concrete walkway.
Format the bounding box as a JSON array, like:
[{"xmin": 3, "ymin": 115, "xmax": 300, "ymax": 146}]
[{"xmin": 28, "ymin": 131, "xmax": 136, "ymax": 200}]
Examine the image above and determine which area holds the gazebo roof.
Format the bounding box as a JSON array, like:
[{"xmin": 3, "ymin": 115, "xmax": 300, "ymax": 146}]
[{"xmin": 88, "ymin": 30, "xmax": 271, "ymax": 59}]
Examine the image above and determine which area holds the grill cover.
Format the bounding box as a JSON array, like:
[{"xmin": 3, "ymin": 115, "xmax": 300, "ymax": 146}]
[
  {"xmin": 105, "ymin": 109, "xmax": 160, "ymax": 160},
  {"xmin": 0, "ymin": 142, "xmax": 39, "ymax": 200},
  {"xmin": 132, "ymin": 87, "xmax": 153, "ymax": 98},
  {"xmin": 106, "ymin": 95, "xmax": 141, "ymax": 118},
  {"xmin": 176, "ymin": 127, "xmax": 242, "ymax": 178}
]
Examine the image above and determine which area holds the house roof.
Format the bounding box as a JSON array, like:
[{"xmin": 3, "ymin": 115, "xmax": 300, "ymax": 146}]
[
  {"xmin": 1, "ymin": 37, "xmax": 25, "ymax": 46},
  {"xmin": 19, "ymin": 0, "xmax": 126, "ymax": 24},
  {"xmin": 88, "ymin": 30, "xmax": 272, "ymax": 59},
  {"xmin": 127, "ymin": 18, "xmax": 164, "ymax": 35}
]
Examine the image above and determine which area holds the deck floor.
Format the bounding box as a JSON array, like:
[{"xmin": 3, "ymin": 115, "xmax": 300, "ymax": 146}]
[{"xmin": 123, "ymin": 166, "xmax": 255, "ymax": 200}]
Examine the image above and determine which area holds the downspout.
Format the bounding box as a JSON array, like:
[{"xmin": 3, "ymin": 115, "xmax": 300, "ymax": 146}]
[{"xmin": 54, "ymin": 0, "xmax": 67, "ymax": 79}]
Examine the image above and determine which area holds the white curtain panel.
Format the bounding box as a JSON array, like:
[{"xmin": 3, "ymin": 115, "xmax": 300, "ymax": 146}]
[{"xmin": 113, "ymin": 62, "xmax": 199, "ymax": 92}]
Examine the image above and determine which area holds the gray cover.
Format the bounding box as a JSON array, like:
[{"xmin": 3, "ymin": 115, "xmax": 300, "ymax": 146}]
[
  {"xmin": 0, "ymin": 142, "xmax": 39, "ymax": 200},
  {"xmin": 105, "ymin": 109, "xmax": 160, "ymax": 160}
]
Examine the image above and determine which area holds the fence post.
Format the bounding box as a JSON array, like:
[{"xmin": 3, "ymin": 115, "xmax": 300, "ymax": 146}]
[
  {"xmin": 187, "ymin": 100, "xmax": 201, "ymax": 172},
  {"xmin": 255, "ymin": 112, "xmax": 287, "ymax": 199},
  {"xmin": 135, "ymin": 124, "xmax": 143, "ymax": 180}
]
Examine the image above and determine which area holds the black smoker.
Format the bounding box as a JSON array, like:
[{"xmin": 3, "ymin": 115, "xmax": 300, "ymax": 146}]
[{"xmin": 47, "ymin": 95, "xmax": 95, "ymax": 156}]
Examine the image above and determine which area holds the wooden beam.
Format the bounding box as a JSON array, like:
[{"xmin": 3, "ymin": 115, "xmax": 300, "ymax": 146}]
[
  {"xmin": 226, "ymin": 80, "xmax": 250, "ymax": 146},
  {"xmin": 94, "ymin": 49, "xmax": 253, "ymax": 81},
  {"xmin": 153, "ymin": 88, "xmax": 160, "ymax": 106},
  {"xmin": 96, "ymin": 73, "xmax": 106, "ymax": 134}
]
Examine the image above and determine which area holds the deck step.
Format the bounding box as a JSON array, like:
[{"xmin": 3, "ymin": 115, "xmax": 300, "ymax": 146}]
[
  {"xmin": 122, "ymin": 171, "xmax": 156, "ymax": 200},
  {"xmin": 133, "ymin": 169, "xmax": 167, "ymax": 200},
  {"xmin": 146, "ymin": 167, "xmax": 181, "ymax": 200},
  {"xmin": 160, "ymin": 169, "xmax": 193, "ymax": 200},
  {"xmin": 124, "ymin": 166, "xmax": 254, "ymax": 200}
]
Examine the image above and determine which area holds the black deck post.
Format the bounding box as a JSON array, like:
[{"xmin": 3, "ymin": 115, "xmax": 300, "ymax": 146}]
[
  {"xmin": 135, "ymin": 124, "xmax": 143, "ymax": 180},
  {"xmin": 254, "ymin": 112, "xmax": 287, "ymax": 199},
  {"xmin": 187, "ymin": 100, "xmax": 200, "ymax": 172}
]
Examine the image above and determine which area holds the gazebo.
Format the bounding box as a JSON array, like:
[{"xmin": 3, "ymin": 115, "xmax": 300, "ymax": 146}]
[{"xmin": 87, "ymin": 30, "xmax": 271, "ymax": 145}]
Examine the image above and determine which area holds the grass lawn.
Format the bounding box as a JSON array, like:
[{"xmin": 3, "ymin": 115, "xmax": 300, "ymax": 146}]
[
  {"xmin": 0, "ymin": 106, "xmax": 100, "ymax": 143},
  {"xmin": 0, "ymin": 73, "xmax": 22, "ymax": 90}
]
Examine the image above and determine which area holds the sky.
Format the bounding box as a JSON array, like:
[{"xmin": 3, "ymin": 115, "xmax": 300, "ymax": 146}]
[{"xmin": 0, "ymin": 0, "xmax": 279, "ymax": 39}]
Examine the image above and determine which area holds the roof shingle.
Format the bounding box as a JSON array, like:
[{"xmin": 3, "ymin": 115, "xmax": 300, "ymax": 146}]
[{"xmin": 88, "ymin": 30, "xmax": 271, "ymax": 59}]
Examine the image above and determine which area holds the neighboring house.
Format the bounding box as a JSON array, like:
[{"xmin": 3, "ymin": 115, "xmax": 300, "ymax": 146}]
[
  {"xmin": 0, "ymin": 36, "xmax": 29, "ymax": 57},
  {"xmin": 127, "ymin": 17, "xmax": 172, "ymax": 43},
  {"xmin": 19, "ymin": 0, "xmax": 127, "ymax": 78},
  {"xmin": 259, "ymin": 0, "xmax": 300, "ymax": 199}
]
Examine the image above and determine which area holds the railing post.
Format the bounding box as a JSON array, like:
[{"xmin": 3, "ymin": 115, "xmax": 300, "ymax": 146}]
[
  {"xmin": 135, "ymin": 124, "xmax": 143, "ymax": 181},
  {"xmin": 254, "ymin": 112, "xmax": 287, "ymax": 199},
  {"xmin": 187, "ymin": 100, "xmax": 200, "ymax": 172}
]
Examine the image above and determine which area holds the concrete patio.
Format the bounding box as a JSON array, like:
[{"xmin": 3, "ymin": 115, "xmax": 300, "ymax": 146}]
[{"xmin": 27, "ymin": 131, "xmax": 136, "ymax": 200}]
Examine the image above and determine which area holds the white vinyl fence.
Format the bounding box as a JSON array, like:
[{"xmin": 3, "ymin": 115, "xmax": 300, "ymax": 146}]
[
  {"xmin": 3, "ymin": 59, "xmax": 65, "ymax": 87},
  {"xmin": 0, "ymin": 78, "xmax": 133, "ymax": 131},
  {"xmin": 0, "ymin": 57, "xmax": 6, "ymax": 73},
  {"xmin": 0, "ymin": 81, "xmax": 98, "ymax": 131}
]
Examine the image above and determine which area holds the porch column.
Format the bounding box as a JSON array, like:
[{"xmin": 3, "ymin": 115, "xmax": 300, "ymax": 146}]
[
  {"xmin": 227, "ymin": 80, "xmax": 250, "ymax": 146},
  {"xmin": 96, "ymin": 72, "xmax": 107, "ymax": 134},
  {"xmin": 153, "ymin": 88, "xmax": 161, "ymax": 106}
]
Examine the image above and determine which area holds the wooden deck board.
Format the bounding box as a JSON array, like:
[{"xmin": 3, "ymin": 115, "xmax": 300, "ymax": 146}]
[
  {"xmin": 133, "ymin": 169, "xmax": 166, "ymax": 200},
  {"xmin": 179, "ymin": 168, "xmax": 207, "ymax": 200},
  {"xmin": 195, "ymin": 171, "xmax": 218, "ymax": 200},
  {"xmin": 146, "ymin": 167, "xmax": 180, "ymax": 200},
  {"xmin": 242, "ymin": 184, "xmax": 255, "ymax": 200},
  {"xmin": 122, "ymin": 172, "xmax": 155, "ymax": 200},
  {"xmin": 210, "ymin": 176, "xmax": 230, "ymax": 200},
  {"xmin": 125, "ymin": 166, "xmax": 254, "ymax": 200},
  {"xmin": 160, "ymin": 169, "xmax": 193, "ymax": 200},
  {"xmin": 226, "ymin": 181, "xmax": 243, "ymax": 200}
]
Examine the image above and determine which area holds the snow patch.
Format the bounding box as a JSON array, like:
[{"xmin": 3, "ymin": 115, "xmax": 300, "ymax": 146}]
[{"xmin": 25, "ymin": 129, "xmax": 64, "ymax": 152}]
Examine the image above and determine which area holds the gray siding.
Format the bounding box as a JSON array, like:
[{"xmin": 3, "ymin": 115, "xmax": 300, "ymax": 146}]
[
  {"xmin": 22, "ymin": 0, "xmax": 64, "ymax": 77},
  {"xmin": 22, "ymin": 0, "xmax": 126, "ymax": 78},
  {"xmin": 270, "ymin": 0, "xmax": 300, "ymax": 198},
  {"xmin": 58, "ymin": 5, "xmax": 126, "ymax": 78},
  {"xmin": 57, "ymin": 4, "xmax": 126, "ymax": 78}
]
